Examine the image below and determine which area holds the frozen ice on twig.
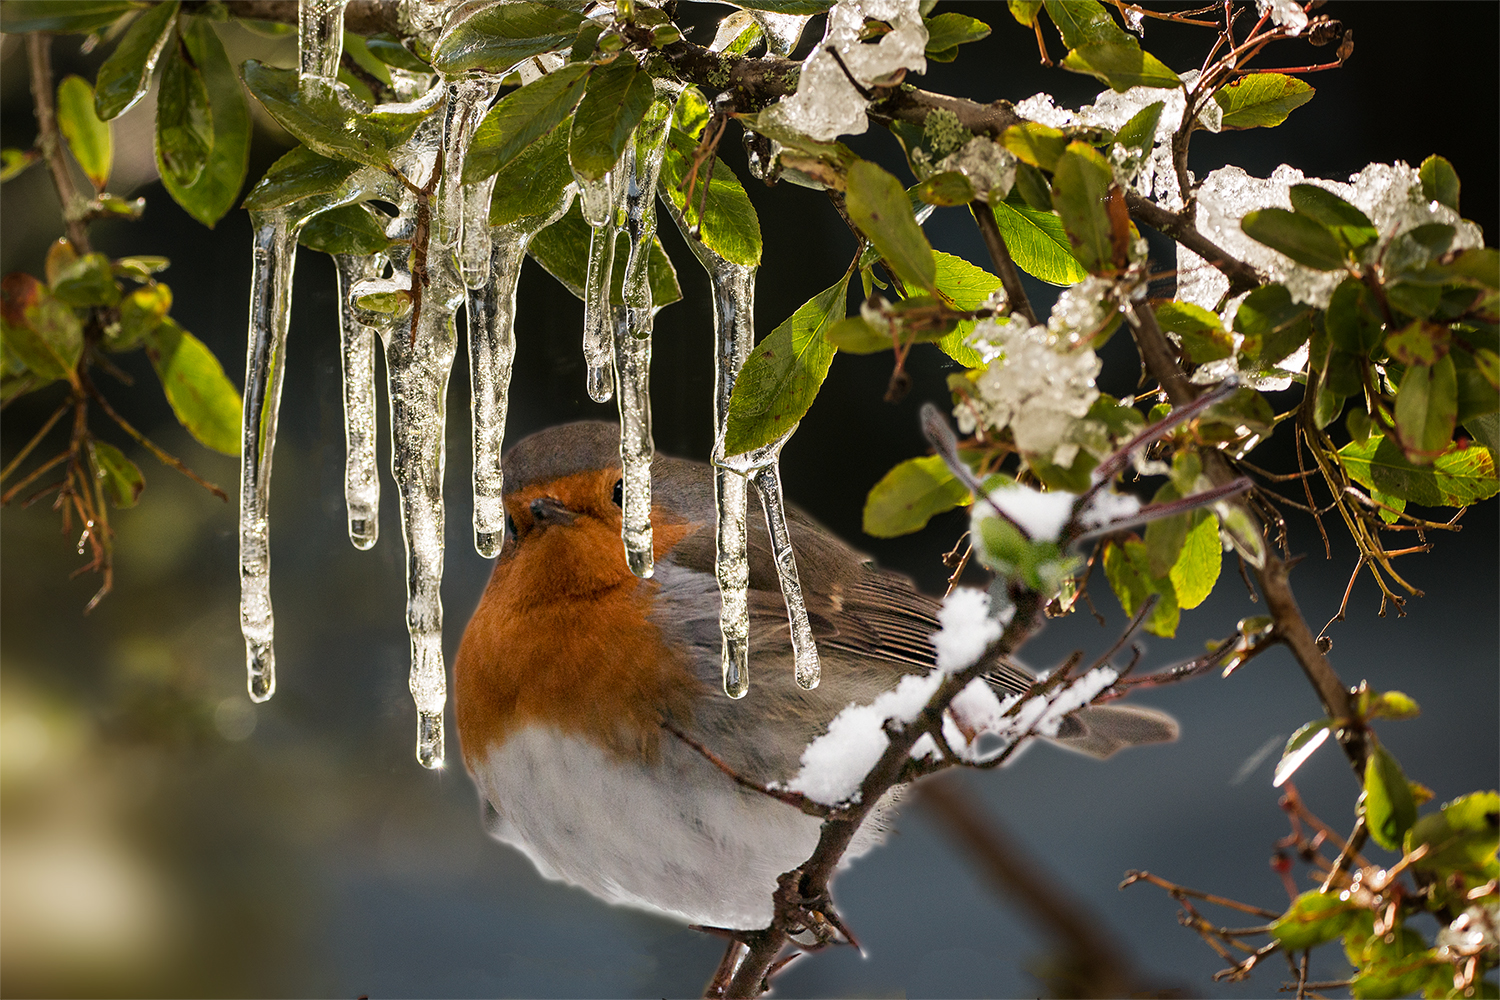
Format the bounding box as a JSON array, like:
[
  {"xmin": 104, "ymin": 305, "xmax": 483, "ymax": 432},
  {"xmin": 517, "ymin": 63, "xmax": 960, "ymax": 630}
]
[{"xmin": 936, "ymin": 137, "xmax": 1017, "ymax": 201}]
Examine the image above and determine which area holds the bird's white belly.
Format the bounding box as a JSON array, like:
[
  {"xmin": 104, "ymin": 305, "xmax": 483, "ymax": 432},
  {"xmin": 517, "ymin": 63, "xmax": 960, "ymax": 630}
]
[{"xmin": 471, "ymin": 725, "xmax": 829, "ymax": 929}]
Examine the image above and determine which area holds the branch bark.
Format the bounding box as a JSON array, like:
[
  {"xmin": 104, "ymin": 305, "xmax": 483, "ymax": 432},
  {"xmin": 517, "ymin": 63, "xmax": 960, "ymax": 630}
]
[
  {"xmin": 1125, "ymin": 191, "xmax": 1261, "ymax": 296},
  {"xmin": 972, "ymin": 199, "xmax": 1038, "ymax": 326},
  {"xmin": 27, "ymin": 34, "xmax": 93, "ymax": 254}
]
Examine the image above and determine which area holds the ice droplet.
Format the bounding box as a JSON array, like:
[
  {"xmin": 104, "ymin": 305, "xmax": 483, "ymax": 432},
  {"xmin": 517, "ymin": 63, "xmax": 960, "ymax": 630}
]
[
  {"xmin": 298, "ymin": 0, "xmax": 347, "ymax": 81},
  {"xmin": 239, "ymin": 210, "xmax": 298, "ymax": 703},
  {"xmin": 335, "ymin": 253, "xmax": 383, "ymax": 549}
]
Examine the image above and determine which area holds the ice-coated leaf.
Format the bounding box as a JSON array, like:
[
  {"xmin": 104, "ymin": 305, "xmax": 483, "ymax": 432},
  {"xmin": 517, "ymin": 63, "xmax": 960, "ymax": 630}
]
[
  {"xmin": 915, "ymin": 171, "xmax": 976, "ymax": 207},
  {"xmin": 1051, "ymin": 141, "xmax": 1114, "ymax": 273},
  {"xmin": 163, "ymin": 17, "xmax": 250, "ymax": 227},
  {"xmin": 1273, "ymin": 721, "xmax": 1331, "ymax": 788},
  {"xmin": 56, "ymin": 75, "xmax": 112, "ymax": 190},
  {"xmin": 1392, "ymin": 355, "xmax": 1458, "ymax": 463},
  {"xmin": 526, "ymin": 200, "xmax": 681, "ymax": 308},
  {"xmin": 1288, "ymin": 184, "xmax": 1377, "ymax": 251},
  {"xmin": 430, "ymin": 1, "xmax": 585, "ymax": 73},
  {"xmin": 93, "ymin": 0, "xmax": 178, "ymax": 120},
  {"xmin": 88, "ymin": 439, "xmax": 144, "ymax": 508},
  {"xmin": 0, "ymin": 273, "xmax": 81, "ymax": 380},
  {"xmin": 1364, "ymin": 744, "xmax": 1417, "ymax": 851},
  {"xmin": 1325, "ymin": 276, "xmax": 1385, "ymax": 355},
  {"xmin": 155, "ymin": 37, "xmax": 213, "ymax": 190},
  {"xmin": 659, "ymin": 128, "xmax": 762, "ymax": 267},
  {"xmin": 1212, "ymin": 73, "xmax": 1314, "ymax": 130},
  {"xmin": 1408, "ymin": 791, "xmax": 1500, "ymax": 878},
  {"xmin": 242, "ymin": 61, "xmax": 429, "ymax": 169},
  {"xmin": 672, "ymin": 87, "xmax": 711, "ymax": 140},
  {"xmin": 1155, "ymin": 300, "xmax": 1233, "ymax": 362},
  {"xmin": 145, "ymin": 318, "xmax": 241, "ymax": 455},
  {"xmin": 1240, "ymin": 207, "xmax": 1345, "ymax": 271},
  {"xmin": 1339, "ymin": 434, "xmax": 1498, "ymax": 508},
  {"xmin": 1102, "ymin": 536, "xmax": 1180, "ymax": 638},
  {"xmin": 298, "ymin": 203, "xmax": 390, "ymax": 255},
  {"xmin": 991, "ymin": 197, "xmax": 1089, "ymax": 285},
  {"xmin": 465, "ymin": 63, "xmax": 590, "ymax": 182},
  {"xmin": 50, "ymin": 252, "xmax": 119, "ymax": 307},
  {"xmin": 1170, "ymin": 511, "xmax": 1221, "ymax": 610},
  {"xmin": 365, "ymin": 33, "xmax": 433, "ymax": 73},
  {"xmin": 729, "ymin": 0, "xmax": 831, "ymax": 12},
  {"xmin": 0, "ymin": 0, "xmax": 135, "ymax": 34},
  {"xmin": 242, "ymin": 144, "xmax": 361, "ymax": 212},
  {"xmin": 1062, "ymin": 41, "xmax": 1179, "ymax": 92},
  {"xmin": 1002, "ymin": 121, "xmax": 1067, "ymax": 171},
  {"xmin": 1232, "ymin": 283, "xmax": 1314, "ymax": 366},
  {"xmin": 1419, "ymin": 154, "xmax": 1460, "ymax": 213},
  {"xmin": 863, "ymin": 455, "xmax": 972, "ymax": 537},
  {"xmin": 569, "ymin": 55, "xmax": 653, "ymax": 182},
  {"xmin": 923, "ymin": 12, "xmax": 990, "ymax": 62},
  {"xmin": 846, "ymin": 160, "xmax": 937, "ymax": 293},
  {"xmin": 723, "ymin": 274, "xmax": 849, "ymax": 456},
  {"xmin": 1007, "ymin": 1, "xmax": 1043, "ymax": 26},
  {"xmin": 1113, "ymin": 100, "xmax": 1164, "ymax": 153},
  {"xmin": 487, "ymin": 121, "xmax": 573, "ymax": 227},
  {"xmin": 1270, "ymin": 890, "xmax": 1358, "ymax": 951}
]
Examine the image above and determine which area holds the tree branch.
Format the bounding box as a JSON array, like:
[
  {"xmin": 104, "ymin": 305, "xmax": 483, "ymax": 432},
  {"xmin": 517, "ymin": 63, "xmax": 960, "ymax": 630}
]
[
  {"xmin": 1126, "ymin": 191, "xmax": 1261, "ymax": 296},
  {"xmin": 27, "ymin": 34, "xmax": 93, "ymax": 253},
  {"xmin": 971, "ymin": 200, "xmax": 1038, "ymax": 325}
]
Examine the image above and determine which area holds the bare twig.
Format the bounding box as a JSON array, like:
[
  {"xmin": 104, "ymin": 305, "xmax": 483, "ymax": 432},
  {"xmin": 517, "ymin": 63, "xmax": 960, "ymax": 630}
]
[
  {"xmin": 26, "ymin": 34, "xmax": 93, "ymax": 252},
  {"xmin": 971, "ymin": 200, "xmax": 1038, "ymax": 325}
]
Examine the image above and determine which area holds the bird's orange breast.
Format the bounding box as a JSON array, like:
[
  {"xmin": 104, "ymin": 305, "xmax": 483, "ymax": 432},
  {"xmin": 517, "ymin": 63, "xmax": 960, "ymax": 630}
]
[{"xmin": 454, "ymin": 473, "xmax": 702, "ymax": 772}]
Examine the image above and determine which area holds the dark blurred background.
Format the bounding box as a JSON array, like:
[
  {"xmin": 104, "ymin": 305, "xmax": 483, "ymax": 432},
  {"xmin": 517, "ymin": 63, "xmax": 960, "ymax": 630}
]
[{"xmin": 2, "ymin": 3, "xmax": 1496, "ymax": 996}]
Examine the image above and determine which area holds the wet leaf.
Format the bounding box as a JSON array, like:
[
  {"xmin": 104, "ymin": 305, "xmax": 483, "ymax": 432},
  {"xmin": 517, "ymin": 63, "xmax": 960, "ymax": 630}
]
[
  {"xmin": 1042, "ymin": 0, "xmax": 1124, "ymax": 47},
  {"xmin": 1212, "ymin": 73, "xmax": 1315, "ymax": 129},
  {"xmin": 1240, "ymin": 207, "xmax": 1346, "ymax": 271},
  {"xmin": 1367, "ymin": 690, "xmax": 1420, "ymax": 721},
  {"xmin": 526, "ymin": 200, "xmax": 681, "ymax": 308},
  {"xmin": 1155, "ymin": 300, "xmax": 1233, "ymax": 362},
  {"xmin": 991, "ymin": 197, "xmax": 1089, "ymax": 285},
  {"xmin": 1419, "ymin": 154, "xmax": 1460, "ymax": 213},
  {"xmin": 242, "ymin": 144, "xmax": 362, "ymax": 213},
  {"xmin": 1273, "ymin": 722, "xmax": 1332, "ymax": 787},
  {"xmin": 93, "ymin": 0, "xmax": 179, "ymax": 120},
  {"xmin": 846, "ymin": 160, "xmax": 936, "ymax": 293},
  {"xmin": 1364, "ymin": 743, "xmax": 1418, "ymax": 851},
  {"xmin": 56, "ymin": 75, "xmax": 112, "ymax": 190},
  {"xmin": 1143, "ymin": 482, "xmax": 1188, "ymax": 578},
  {"xmin": 50, "ymin": 252, "xmax": 119, "ymax": 307},
  {"xmin": 465, "ymin": 63, "xmax": 591, "ymax": 182},
  {"xmin": 1012, "ymin": 160, "xmax": 1054, "ymax": 211},
  {"xmin": 242, "ymin": 61, "xmax": 431, "ymax": 169},
  {"xmin": 1289, "ymin": 184, "xmax": 1377, "ymax": 252},
  {"xmin": 659, "ymin": 128, "xmax": 762, "ymax": 267},
  {"xmin": 430, "ymin": 1, "xmax": 585, "ymax": 73},
  {"xmin": 88, "ymin": 439, "xmax": 144, "ymax": 508},
  {"xmin": 365, "ymin": 33, "xmax": 433, "ymax": 73},
  {"xmin": 298, "ymin": 203, "xmax": 390, "ymax": 255},
  {"xmin": 155, "ymin": 37, "xmax": 214, "ymax": 190},
  {"xmin": 1347, "ymin": 927, "xmax": 1438, "ymax": 1000},
  {"xmin": 569, "ymin": 54, "xmax": 653, "ymax": 182},
  {"xmin": 0, "ymin": 0, "xmax": 136, "ymax": 34},
  {"xmin": 1392, "ymin": 355, "xmax": 1457, "ymax": 463},
  {"xmin": 145, "ymin": 318, "xmax": 241, "ymax": 455},
  {"xmin": 1113, "ymin": 100, "xmax": 1163, "ymax": 152},
  {"xmin": 864, "ymin": 455, "xmax": 972, "ymax": 537},
  {"xmin": 1270, "ymin": 890, "xmax": 1357, "ymax": 951},
  {"xmin": 1051, "ymin": 142, "xmax": 1114, "ymax": 273},
  {"xmin": 723, "ymin": 274, "xmax": 849, "ymax": 456},
  {"xmin": 1384, "ymin": 320, "xmax": 1449, "ymax": 367},
  {"xmin": 487, "ymin": 120, "xmax": 574, "ymax": 227},
  {"xmin": 162, "ymin": 16, "xmax": 251, "ymax": 227},
  {"xmin": 1001, "ymin": 121, "xmax": 1067, "ymax": 171}
]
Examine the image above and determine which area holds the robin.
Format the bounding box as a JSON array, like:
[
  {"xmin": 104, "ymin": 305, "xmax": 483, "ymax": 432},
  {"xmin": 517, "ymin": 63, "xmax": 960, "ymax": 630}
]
[{"xmin": 454, "ymin": 420, "xmax": 1176, "ymax": 931}]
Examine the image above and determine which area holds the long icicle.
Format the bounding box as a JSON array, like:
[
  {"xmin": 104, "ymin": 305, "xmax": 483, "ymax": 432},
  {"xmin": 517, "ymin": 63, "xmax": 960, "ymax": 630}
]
[
  {"xmin": 748, "ymin": 460, "xmax": 819, "ymax": 689},
  {"xmin": 297, "ymin": 0, "xmax": 346, "ymax": 79},
  {"xmin": 239, "ymin": 210, "xmax": 298, "ymax": 702},
  {"xmin": 578, "ymin": 170, "xmax": 624, "ymax": 403},
  {"xmin": 335, "ymin": 252, "xmax": 384, "ymax": 549}
]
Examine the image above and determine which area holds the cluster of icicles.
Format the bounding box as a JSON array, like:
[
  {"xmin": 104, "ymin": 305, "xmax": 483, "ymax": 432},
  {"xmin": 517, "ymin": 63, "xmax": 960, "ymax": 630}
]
[{"xmin": 240, "ymin": 0, "xmax": 820, "ymax": 767}]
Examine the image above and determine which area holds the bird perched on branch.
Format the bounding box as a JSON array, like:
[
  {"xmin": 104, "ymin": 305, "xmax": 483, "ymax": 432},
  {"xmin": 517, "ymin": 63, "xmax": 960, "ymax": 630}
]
[{"xmin": 454, "ymin": 421, "xmax": 1176, "ymax": 930}]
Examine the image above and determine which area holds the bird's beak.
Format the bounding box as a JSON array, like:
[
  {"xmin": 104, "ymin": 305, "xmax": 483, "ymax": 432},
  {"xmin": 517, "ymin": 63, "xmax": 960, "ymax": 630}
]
[{"xmin": 528, "ymin": 496, "xmax": 577, "ymax": 527}]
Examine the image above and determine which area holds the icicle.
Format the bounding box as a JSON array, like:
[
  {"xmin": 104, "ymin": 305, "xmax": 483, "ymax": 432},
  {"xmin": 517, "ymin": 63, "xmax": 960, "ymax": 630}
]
[
  {"xmin": 335, "ymin": 252, "xmax": 384, "ymax": 549},
  {"xmin": 612, "ymin": 304, "xmax": 654, "ymax": 577},
  {"xmin": 749, "ymin": 460, "xmax": 820, "ymax": 690},
  {"xmin": 240, "ymin": 209, "xmax": 298, "ymax": 702},
  {"xmin": 298, "ymin": 0, "xmax": 347, "ymax": 81},
  {"xmin": 578, "ymin": 171, "xmax": 624, "ymax": 402}
]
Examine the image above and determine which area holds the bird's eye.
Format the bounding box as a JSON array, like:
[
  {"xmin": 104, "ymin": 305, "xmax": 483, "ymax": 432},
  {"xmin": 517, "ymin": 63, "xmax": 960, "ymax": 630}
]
[
  {"xmin": 505, "ymin": 511, "xmax": 518, "ymax": 539},
  {"xmin": 612, "ymin": 478, "xmax": 624, "ymax": 507}
]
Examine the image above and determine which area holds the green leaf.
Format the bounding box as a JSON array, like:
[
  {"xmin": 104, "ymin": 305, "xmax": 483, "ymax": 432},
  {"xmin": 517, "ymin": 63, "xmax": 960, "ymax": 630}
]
[
  {"xmin": 242, "ymin": 60, "xmax": 431, "ymax": 169},
  {"xmin": 915, "ymin": 170, "xmax": 977, "ymax": 207},
  {"xmin": 723, "ymin": 274, "xmax": 850, "ymax": 456},
  {"xmin": 1274, "ymin": 721, "xmax": 1332, "ymax": 787},
  {"xmin": 1062, "ymin": 41, "xmax": 1179, "ymax": 92},
  {"xmin": 929, "ymin": 251, "xmax": 1000, "ymax": 367},
  {"xmin": 145, "ymin": 318, "xmax": 241, "ymax": 455},
  {"xmin": 111, "ymin": 282, "xmax": 172, "ymax": 350},
  {"xmin": 1199, "ymin": 386, "xmax": 1275, "ymax": 447},
  {"xmin": 1155, "ymin": 300, "xmax": 1233, "ymax": 363},
  {"xmin": 823, "ymin": 316, "xmax": 889, "ymax": 354},
  {"xmin": 1270, "ymin": 890, "xmax": 1358, "ymax": 951},
  {"xmin": 1419, "ymin": 154, "xmax": 1460, "ymax": 213},
  {"xmin": 298, "ymin": 203, "xmax": 390, "ymax": 255},
  {"xmin": 93, "ymin": 0, "xmax": 179, "ymax": 120},
  {"xmin": 50, "ymin": 252, "xmax": 120, "ymax": 307},
  {"xmin": 1051, "ymin": 141, "xmax": 1114, "ymax": 273},
  {"xmin": 864, "ymin": 455, "xmax": 972, "ymax": 537},
  {"xmin": 1212, "ymin": 73, "xmax": 1315, "ymax": 129},
  {"xmin": 365, "ymin": 33, "xmax": 433, "ymax": 73},
  {"xmin": 465, "ymin": 63, "xmax": 591, "ymax": 183},
  {"xmin": 1012, "ymin": 161, "xmax": 1054, "ymax": 211},
  {"xmin": 673, "ymin": 87, "xmax": 711, "ymax": 140},
  {"xmin": 1366, "ymin": 690, "xmax": 1420, "ymax": 721},
  {"xmin": 1288, "ymin": 184, "xmax": 1377, "ymax": 252},
  {"xmin": 846, "ymin": 160, "xmax": 936, "ymax": 293},
  {"xmin": 1143, "ymin": 482, "xmax": 1188, "ymax": 578},
  {"xmin": 1339, "ymin": 434, "xmax": 1498, "ymax": 508},
  {"xmin": 155, "ymin": 36, "xmax": 213, "ymax": 190},
  {"xmin": 488, "ymin": 120, "xmax": 574, "ymax": 228},
  {"xmin": 88, "ymin": 439, "xmax": 144, "ymax": 508},
  {"xmin": 0, "ymin": 1, "xmax": 136, "ymax": 34},
  {"xmin": 1007, "ymin": 1, "xmax": 1044, "ymax": 26},
  {"xmin": 1364, "ymin": 744, "xmax": 1418, "ymax": 851},
  {"xmin": 1384, "ymin": 319, "xmax": 1448, "ymax": 367},
  {"xmin": 1240, "ymin": 207, "xmax": 1346, "ymax": 271},
  {"xmin": 1170, "ymin": 510, "xmax": 1221, "ymax": 610},
  {"xmin": 161, "ymin": 17, "xmax": 250, "ymax": 226},
  {"xmin": 1, "ymin": 148, "xmax": 40, "ymax": 183},
  {"xmin": 430, "ymin": 1, "xmax": 585, "ymax": 73},
  {"xmin": 1, "ymin": 273, "xmax": 81, "ymax": 380},
  {"xmin": 659, "ymin": 128, "xmax": 762, "ymax": 267},
  {"xmin": 526, "ymin": 199, "xmax": 681, "ymax": 308},
  {"xmin": 1393, "ymin": 355, "xmax": 1458, "ymax": 462},
  {"xmin": 242, "ymin": 144, "xmax": 362, "ymax": 213},
  {"xmin": 1042, "ymin": 0, "xmax": 1124, "ymax": 47},
  {"xmin": 569, "ymin": 55, "xmax": 654, "ymax": 182},
  {"xmin": 1408, "ymin": 791, "xmax": 1500, "ymax": 879},
  {"xmin": 1114, "ymin": 100, "xmax": 1163, "ymax": 153},
  {"xmin": 923, "ymin": 12, "xmax": 990, "ymax": 60},
  {"xmin": 992, "ymin": 198, "xmax": 1089, "ymax": 285},
  {"xmin": 1001, "ymin": 121, "xmax": 1067, "ymax": 171},
  {"xmin": 727, "ymin": 0, "xmax": 832, "ymax": 12},
  {"xmin": 56, "ymin": 75, "xmax": 112, "ymax": 190},
  {"xmin": 1326, "ymin": 276, "xmax": 1385, "ymax": 355},
  {"xmin": 1102, "ymin": 536, "xmax": 1180, "ymax": 638},
  {"xmin": 1233, "ymin": 283, "xmax": 1314, "ymax": 365}
]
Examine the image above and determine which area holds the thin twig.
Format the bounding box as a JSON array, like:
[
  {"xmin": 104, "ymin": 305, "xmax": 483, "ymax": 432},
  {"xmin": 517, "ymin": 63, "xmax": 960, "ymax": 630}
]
[
  {"xmin": 26, "ymin": 34, "xmax": 93, "ymax": 252},
  {"xmin": 970, "ymin": 200, "xmax": 1038, "ymax": 325}
]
